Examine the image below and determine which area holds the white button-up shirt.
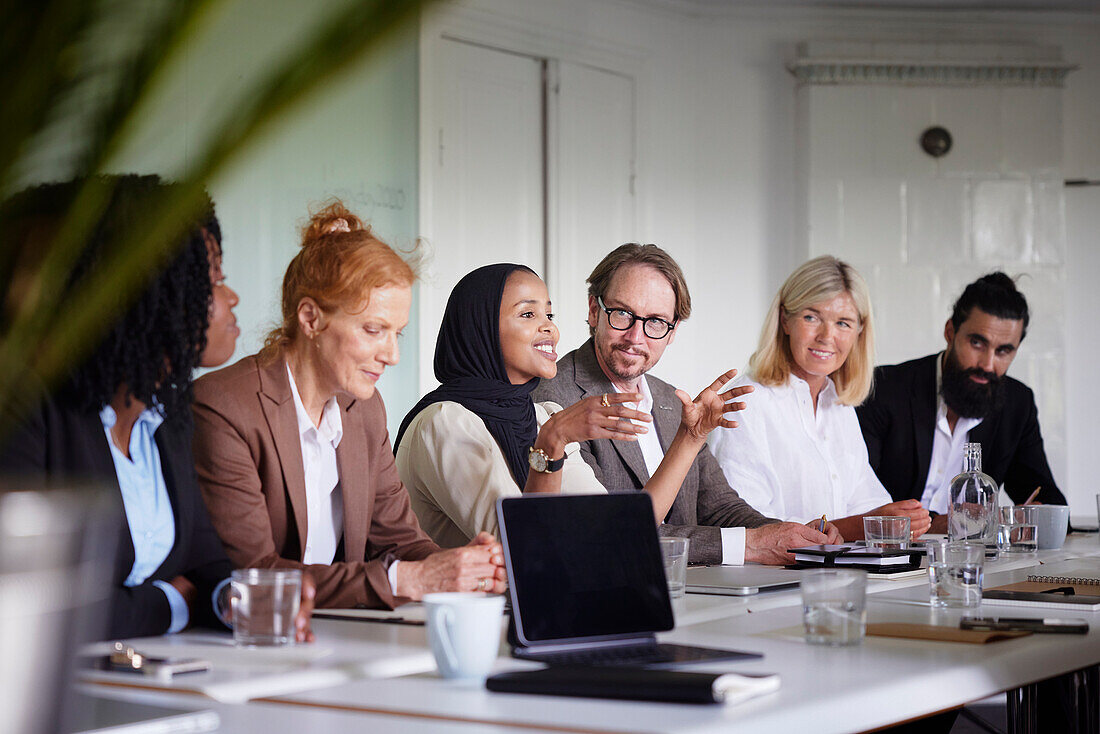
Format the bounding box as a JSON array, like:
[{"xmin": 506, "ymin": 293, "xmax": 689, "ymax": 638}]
[
  {"xmin": 286, "ymin": 363, "xmax": 344, "ymax": 565},
  {"xmin": 709, "ymin": 373, "xmax": 890, "ymax": 524},
  {"xmin": 921, "ymin": 353, "xmax": 984, "ymax": 514}
]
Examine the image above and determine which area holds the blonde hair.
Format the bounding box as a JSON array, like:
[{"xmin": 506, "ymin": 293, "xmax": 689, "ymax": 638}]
[
  {"xmin": 748, "ymin": 255, "xmax": 874, "ymax": 406},
  {"xmin": 261, "ymin": 199, "xmax": 417, "ymax": 358}
]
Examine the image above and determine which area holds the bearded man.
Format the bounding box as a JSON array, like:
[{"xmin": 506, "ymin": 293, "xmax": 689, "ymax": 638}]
[
  {"xmin": 857, "ymin": 272, "xmax": 1066, "ymax": 534},
  {"xmin": 532, "ymin": 244, "xmax": 834, "ymax": 565}
]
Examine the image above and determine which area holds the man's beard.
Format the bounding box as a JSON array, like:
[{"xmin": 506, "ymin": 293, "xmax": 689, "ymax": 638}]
[
  {"xmin": 940, "ymin": 348, "xmax": 1005, "ymax": 419},
  {"xmin": 596, "ymin": 339, "xmax": 650, "ymax": 383}
]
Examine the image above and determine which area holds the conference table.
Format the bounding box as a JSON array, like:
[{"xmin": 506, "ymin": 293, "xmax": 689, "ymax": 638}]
[{"xmin": 76, "ymin": 533, "xmax": 1100, "ymax": 734}]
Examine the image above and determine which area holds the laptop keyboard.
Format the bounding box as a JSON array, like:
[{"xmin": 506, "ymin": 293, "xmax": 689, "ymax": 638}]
[{"xmin": 524, "ymin": 643, "xmax": 756, "ymax": 668}]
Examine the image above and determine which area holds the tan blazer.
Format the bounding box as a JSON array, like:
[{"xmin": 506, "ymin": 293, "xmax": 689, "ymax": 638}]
[{"xmin": 192, "ymin": 354, "xmax": 439, "ymax": 609}]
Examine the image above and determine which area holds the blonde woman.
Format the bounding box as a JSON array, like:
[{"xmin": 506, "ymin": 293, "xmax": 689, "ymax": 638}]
[{"xmin": 708, "ymin": 256, "xmax": 930, "ymax": 541}]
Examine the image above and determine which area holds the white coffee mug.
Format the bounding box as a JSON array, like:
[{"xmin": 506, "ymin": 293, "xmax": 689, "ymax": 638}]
[
  {"xmin": 1029, "ymin": 504, "xmax": 1071, "ymax": 550},
  {"xmin": 423, "ymin": 592, "xmax": 505, "ymax": 680}
]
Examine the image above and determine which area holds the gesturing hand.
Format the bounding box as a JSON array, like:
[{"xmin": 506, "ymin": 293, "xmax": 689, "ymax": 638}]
[
  {"xmin": 541, "ymin": 392, "xmax": 652, "ymax": 453},
  {"xmin": 675, "ymin": 369, "xmax": 753, "ymax": 442}
]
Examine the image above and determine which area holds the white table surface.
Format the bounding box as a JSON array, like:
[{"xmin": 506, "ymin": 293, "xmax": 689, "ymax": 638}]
[{"xmin": 78, "ymin": 531, "xmax": 1100, "ymax": 734}]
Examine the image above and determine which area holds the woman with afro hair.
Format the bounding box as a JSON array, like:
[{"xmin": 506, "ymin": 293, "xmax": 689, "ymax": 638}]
[{"xmin": 0, "ymin": 175, "xmax": 312, "ymax": 640}]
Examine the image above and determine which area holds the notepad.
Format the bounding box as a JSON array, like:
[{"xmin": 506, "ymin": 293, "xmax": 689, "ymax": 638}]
[
  {"xmin": 983, "ymin": 581, "xmax": 1100, "ymax": 611},
  {"xmin": 1026, "ymin": 562, "xmax": 1100, "ymax": 586},
  {"xmin": 791, "ymin": 544, "xmax": 918, "ymax": 567},
  {"xmin": 486, "ymin": 667, "xmax": 780, "ymax": 705}
]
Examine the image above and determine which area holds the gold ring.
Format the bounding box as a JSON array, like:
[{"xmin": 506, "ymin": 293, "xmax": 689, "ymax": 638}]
[
  {"xmin": 600, "ymin": 394, "xmax": 610, "ymax": 408},
  {"xmin": 476, "ymin": 578, "xmax": 488, "ymax": 592}
]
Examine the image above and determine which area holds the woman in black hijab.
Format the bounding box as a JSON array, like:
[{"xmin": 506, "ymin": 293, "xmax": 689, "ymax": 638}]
[{"xmin": 395, "ymin": 263, "xmax": 735, "ymax": 547}]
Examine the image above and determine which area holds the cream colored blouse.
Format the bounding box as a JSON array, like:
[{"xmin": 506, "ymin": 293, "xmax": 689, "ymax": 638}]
[{"xmin": 395, "ymin": 401, "xmax": 606, "ymax": 547}]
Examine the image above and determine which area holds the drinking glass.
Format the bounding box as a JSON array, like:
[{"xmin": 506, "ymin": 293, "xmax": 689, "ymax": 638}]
[
  {"xmin": 927, "ymin": 540, "xmax": 984, "ymax": 608},
  {"xmin": 863, "ymin": 516, "xmax": 911, "ymax": 550},
  {"xmin": 230, "ymin": 568, "xmax": 301, "ymax": 646},
  {"xmin": 801, "ymin": 569, "xmax": 866, "ymax": 646},
  {"xmin": 659, "ymin": 537, "xmax": 690, "ymax": 599},
  {"xmin": 997, "ymin": 506, "xmax": 1038, "ymax": 555}
]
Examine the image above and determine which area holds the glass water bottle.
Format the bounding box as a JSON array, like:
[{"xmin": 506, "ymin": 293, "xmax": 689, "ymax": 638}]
[{"xmin": 947, "ymin": 443, "xmax": 997, "ymax": 544}]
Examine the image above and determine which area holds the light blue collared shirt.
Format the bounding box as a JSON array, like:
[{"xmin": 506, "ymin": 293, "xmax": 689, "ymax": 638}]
[{"xmin": 100, "ymin": 403, "xmax": 189, "ymax": 633}]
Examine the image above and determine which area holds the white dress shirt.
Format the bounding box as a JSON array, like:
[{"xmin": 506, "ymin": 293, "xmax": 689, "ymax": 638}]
[
  {"xmin": 286, "ymin": 363, "xmax": 344, "ymax": 566},
  {"xmin": 709, "ymin": 373, "xmax": 891, "ymax": 525},
  {"xmin": 614, "ymin": 378, "xmax": 746, "ymax": 566},
  {"xmin": 396, "ymin": 401, "xmax": 606, "ymax": 548},
  {"xmin": 921, "ymin": 353, "xmax": 984, "ymax": 514}
]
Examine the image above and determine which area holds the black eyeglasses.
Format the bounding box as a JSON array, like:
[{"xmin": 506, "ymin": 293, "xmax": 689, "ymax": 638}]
[{"xmin": 596, "ymin": 296, "xmax": 676, "ymax": 340}]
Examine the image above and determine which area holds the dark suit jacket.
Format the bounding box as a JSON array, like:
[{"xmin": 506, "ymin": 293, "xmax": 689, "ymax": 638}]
[
  {"xmin": 192, "ymin": 354, "xmax": 439, "ymax": 609},
  {"xmin": 0, "ymin": 394, "xmax": 232, "ymax": 639},
  {"xmin": 856, "ymin": 353, "xmax": 1065, "ymax": 506},
  {"xmin": 532, "ymin": 339, "xmax": 776, "ymax": 565}
]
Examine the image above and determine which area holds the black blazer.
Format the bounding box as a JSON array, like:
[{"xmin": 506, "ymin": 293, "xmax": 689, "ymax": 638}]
[
  {"xmin": 0, "ymin": 394, "xmax": 232, "ymax": 638},
  {"xmin": 856, "ymin": 354, "xmax": 1065, "ymax": 507}
]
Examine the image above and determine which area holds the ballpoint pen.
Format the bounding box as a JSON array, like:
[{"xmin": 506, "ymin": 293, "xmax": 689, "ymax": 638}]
[{"xmin": 819, "ymin": 514, "xmax": 827, "ymax": 533}]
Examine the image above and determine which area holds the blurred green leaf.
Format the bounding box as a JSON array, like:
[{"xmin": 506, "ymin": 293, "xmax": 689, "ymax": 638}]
[{"xmin": 0, "ymin": 0, "xmax": 428, "ymax": 436}]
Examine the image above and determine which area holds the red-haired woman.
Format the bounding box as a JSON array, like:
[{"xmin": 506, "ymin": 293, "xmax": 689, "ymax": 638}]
[{"xmin": 192, "ymin": 201, "xmax": 505, "ymax": 609}]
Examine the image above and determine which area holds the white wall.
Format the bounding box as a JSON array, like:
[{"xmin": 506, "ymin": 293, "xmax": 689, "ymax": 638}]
[
  {"xmin": 424, "ymin": 0, "xmax": 1100, "ymax": 514},
  {"xmin": 108, "ymin": 0, "xmax": 423, "ymax": 436}
]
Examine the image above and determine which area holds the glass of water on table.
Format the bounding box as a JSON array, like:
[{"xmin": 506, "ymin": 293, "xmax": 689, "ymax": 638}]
[
  {"xmin": 801, "ymin": 569, "xmax": 867, "ymax": 646},
  {"xmin": 927, "ymin": 540, "xmax": 984, "ymax": 608}
]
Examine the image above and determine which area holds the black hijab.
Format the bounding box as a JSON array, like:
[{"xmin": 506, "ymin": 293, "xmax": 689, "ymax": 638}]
[{"xmin": 395, "ymin": 263, "xmax": 540, "ymax": 487}]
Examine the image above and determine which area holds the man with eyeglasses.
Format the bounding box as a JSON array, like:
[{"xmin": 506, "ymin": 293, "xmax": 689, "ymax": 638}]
[{"xmin": 533, "ymin": 244, "xmax": 835, "ymax": 565}]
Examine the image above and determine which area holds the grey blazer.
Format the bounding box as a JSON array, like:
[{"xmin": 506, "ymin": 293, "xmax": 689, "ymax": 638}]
[{"xmin": 532, "ymin": 339, "xmax": 776, "ymax": 564}]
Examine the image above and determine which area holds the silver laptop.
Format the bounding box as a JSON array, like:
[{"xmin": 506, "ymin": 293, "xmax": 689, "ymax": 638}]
[{"xmin": 685, "ymin": 565, "xmax": 804, "ymax": 596}]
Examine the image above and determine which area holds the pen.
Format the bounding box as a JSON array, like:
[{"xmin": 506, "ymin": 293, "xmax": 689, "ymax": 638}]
[
  {"xmin": 312, "ymin": 612, "xmax": 426, "ymax": 626},
  {"xmin": 819, "ymin": 514, "xmax": 827, "ymax": 533},
  {"xmin": 1024, "ymin": 486, "xmax": 1041, "ymax": 505}
]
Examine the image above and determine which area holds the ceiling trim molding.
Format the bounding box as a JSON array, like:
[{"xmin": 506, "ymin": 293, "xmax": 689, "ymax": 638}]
[{"xmin": 787, "ymin": 59, "xmax": 1079, "ymax": 86}]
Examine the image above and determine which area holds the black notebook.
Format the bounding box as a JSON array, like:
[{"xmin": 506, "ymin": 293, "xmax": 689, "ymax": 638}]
[
  {"xmin": 486, "ymin": 666, "xmax": 780, "ymax": 705},
  {"xmin": 789, "ymin": 544, "xmax": 922, "ymax": 572}
]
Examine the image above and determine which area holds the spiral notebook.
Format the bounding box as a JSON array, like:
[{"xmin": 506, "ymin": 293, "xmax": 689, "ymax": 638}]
[
  {"xmin": 984, "ymin": 562, "xmax": 1100, "ymax": 611},
  {"xmin": 1026, "ymin": 563, "xmax": 1100, "ymax": 585}
]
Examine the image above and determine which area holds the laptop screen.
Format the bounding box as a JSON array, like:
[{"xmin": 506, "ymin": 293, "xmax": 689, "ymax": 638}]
[{"xmin": 498, "ymin": 493, "xmax": 674, "ymax": 646}]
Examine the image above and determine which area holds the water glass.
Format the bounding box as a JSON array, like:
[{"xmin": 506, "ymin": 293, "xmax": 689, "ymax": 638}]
[
  {"xmin": 230, "ymin": 568, "xmax": 301, "ymax": 646},
  {"xmin": 801, "ymin": 569, "xmax": 866, "ymax": 646},
  {"xmin": 997, "ymin": 506, "xmax": 1038, "ymax": 555},
  {"xmin": 927, "ymin": 541, "xmax": 984, "ymax": 608},
  {"xmin": 863, "ymin": 516, "xmax": 911, "ymax": 550},
  {"xmin": 659, "ymin": 537, "xmax": 690, "ymax": 599}
]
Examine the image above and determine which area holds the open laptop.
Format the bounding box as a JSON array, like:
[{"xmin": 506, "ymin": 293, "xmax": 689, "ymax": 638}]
[{"xmin": 496, "ymin": 493, "xmax": 762, "ymax": 669}]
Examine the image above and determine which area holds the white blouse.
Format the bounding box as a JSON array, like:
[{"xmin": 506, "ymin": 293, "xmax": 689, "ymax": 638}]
[
  {"xmin": 396, "ymin": 401, "xmax": 607, "ymax": 548},
  {"xmin": 286, "ymin": 362, "xmax": 344, "ymax": 565},
  {"xmin": 708, "ymin": 374, "xmax": 890, "ymax": 525}
]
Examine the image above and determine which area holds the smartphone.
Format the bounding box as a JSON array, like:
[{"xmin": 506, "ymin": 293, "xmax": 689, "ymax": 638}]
[{"xmin": 960, "ymin": 617, "xmax": 1089, "ymax": 634}]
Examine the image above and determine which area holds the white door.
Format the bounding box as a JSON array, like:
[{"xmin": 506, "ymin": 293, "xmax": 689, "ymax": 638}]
[
  {"xmin": 547, "ymin": 61, "xmax": 636, "ymax": 356},
  {"xmin": 421, "ymin": 39, "xmax": 545, "ymax": 388},
  {"xmin": 421, "ymin": 41, "xmax": 635, "ymax": 390}
]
